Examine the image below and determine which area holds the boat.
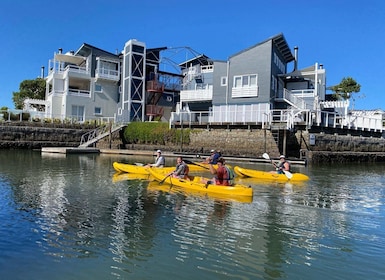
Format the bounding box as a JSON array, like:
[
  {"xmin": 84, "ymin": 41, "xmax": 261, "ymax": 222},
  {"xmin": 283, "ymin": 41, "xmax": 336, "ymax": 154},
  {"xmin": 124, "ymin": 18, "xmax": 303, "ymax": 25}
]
[
  {"xmin": 112, "ymin": 172, "xmax": 152, "ymax": 182},
  {"xmin": 147, "ymin": 167, "xmax": 253, "ymax": 198},
  {"xmin": 146, "ymin": 180, "xmax": 253, "ymax": 203},
  {"xmin": 112, "ymin": 161, "xmax": 222, "ymax": 174},
  {"xmin": 234, "ymin": 166, "xmax": 310, "ymax": 182},
  {"xmin": 113, "ymin": 162, "xmax": 175, "ymax": 174}
]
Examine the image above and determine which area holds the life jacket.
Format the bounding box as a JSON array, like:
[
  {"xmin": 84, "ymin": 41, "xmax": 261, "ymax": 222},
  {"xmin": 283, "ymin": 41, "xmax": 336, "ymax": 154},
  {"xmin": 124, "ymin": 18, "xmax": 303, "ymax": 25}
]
[
  {"xmin": 183, "ymin": 162, "xmax": 189, "ymax": 176},
  {"xmin": 225, "ymin": 166, "xmax": 235, "ymax": 185},
  {"xmin": 213, "ymin": 166, "xmax": 234, "ymax": 185}
]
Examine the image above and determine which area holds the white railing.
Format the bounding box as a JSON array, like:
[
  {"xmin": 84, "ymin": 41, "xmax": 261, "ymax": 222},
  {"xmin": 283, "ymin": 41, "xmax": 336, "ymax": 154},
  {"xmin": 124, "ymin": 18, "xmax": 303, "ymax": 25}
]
[
  {"xmin": 95, "ymin": 68, "xmax": 120, "ymax": 81},
  {"xmin": 170, "ymin": 106, "xmax": 384, "ymax": 132},
  {"xmin": 282, "ymin": 88, "xmax": 313, "ymax": 110},
  {"xmin": 68, "ymin": 89, "xmax": 90, "ymax": 97},
  {"xmin": 48, "ymin": 60, "xmax": 90, "ymax": 75},
  {"xmin": 180, "ymin": 86, "xmax": 213, "ymax": 102}
]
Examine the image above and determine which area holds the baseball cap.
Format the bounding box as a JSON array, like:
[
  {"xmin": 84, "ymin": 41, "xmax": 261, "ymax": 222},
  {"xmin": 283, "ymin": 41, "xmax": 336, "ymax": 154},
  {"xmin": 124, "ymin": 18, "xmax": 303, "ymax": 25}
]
[
  {"xmin": 156, "ymin": 150, "xmax": 162, "ymax": 153},
  {"xmin": 210, "ymin": 149, "xmax": 215, "ymax": 153},
  {"xmin": 279, "ymin": 155, "xmax": 285, "ymax": 158}
]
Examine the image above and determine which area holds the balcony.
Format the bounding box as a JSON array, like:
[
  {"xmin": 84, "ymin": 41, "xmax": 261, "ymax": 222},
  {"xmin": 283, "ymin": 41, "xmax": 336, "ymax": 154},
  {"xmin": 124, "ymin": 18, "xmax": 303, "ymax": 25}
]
[
  {"xmin": 95, "ymin": 68, "xmax": 120, "ymax": 82},
  {"xmin": 180, "ymin": 85, "xmax": 213, "ymax": 102},
  {"xmin": 146, "ymin": 80, "xmax": 165, "ymax": 93},
  {"xmin": 68, "ymin": 88, "xmax": 91, "ymax": 98}
]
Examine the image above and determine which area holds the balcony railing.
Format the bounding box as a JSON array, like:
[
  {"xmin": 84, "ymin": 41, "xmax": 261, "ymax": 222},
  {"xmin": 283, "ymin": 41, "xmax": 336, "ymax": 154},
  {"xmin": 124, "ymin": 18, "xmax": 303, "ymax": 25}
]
[
  {"xmin": 170, "ymin": 107, "xmax": 384, "ymax": 132},
  {"xmin": 68, "ymin": 89, "xmax": 90, "ymax": 97},
  {"xmin": 180, "ymin": 85, "xmax": 213, "ymax": 102},
  {"xmin": 95, "ymin": 68, "xmax": 120, "ymax": 81}
]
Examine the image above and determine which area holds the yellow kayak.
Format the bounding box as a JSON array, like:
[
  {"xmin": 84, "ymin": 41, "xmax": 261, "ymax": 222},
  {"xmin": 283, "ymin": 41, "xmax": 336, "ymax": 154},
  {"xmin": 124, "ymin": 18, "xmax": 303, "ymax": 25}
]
[
  {"xmin": 113, "ymin": 162, "xmax": 174, "ymax": 174},
  {"xmin": 147, "ymin": 167, "xmax": 253, "ymax": 198},
  {"xmin": 146, "ymin": 180, "xmax": 252, "ymax": 203},
  {"xmin": 234, "ymin": 166, "xmax": 310, "ymax": 182},
  {"xmin": 112, "ymin": 161, "xmax": 221, "ymax": 174},
  {"xmin": 112, "ymin": 172, "xmax": 152, "ymax": 182}
]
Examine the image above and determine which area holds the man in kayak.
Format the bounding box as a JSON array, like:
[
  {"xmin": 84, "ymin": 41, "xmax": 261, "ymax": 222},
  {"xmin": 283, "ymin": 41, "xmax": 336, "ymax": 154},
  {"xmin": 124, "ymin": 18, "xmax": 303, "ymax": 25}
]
[
  {"xmin": 203, "ymin": 157, "xmax": 234, "ymax": 186},
  {"xmin": 205, "ymin": 149, "xmax": 221, "ymax": 164},
  {"xmin": 146, "ymin": 149, "xmax": 165, "ymax": 168},
  {"xmin": 169, "ymin": 157, "xmax": 189, "ymax": 179},
  {"xmin": 270, "ymin": 155, "xmax": 291, "ymax": 174}
]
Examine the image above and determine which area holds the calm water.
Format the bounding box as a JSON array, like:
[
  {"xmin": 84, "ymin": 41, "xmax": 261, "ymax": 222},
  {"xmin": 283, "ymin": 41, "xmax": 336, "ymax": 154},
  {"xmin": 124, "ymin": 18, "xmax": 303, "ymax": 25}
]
[{"xmin": 0, "ymin": 150, "xmax": 384, "ymax": 280}]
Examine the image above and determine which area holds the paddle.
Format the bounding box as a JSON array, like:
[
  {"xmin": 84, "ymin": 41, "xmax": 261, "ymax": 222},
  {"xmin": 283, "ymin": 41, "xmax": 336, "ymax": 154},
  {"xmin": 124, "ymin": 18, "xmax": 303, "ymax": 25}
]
[
  {"xmin": 159, "ymin": 173, "xmax": 172, "ymax": 184},
  {"xmin": 262, "ymin": 153, "xmax": 293, "ymax": 179},
  {"xmin": 184, "ymin": 159, "xmax": 210, "ymax": 170}
]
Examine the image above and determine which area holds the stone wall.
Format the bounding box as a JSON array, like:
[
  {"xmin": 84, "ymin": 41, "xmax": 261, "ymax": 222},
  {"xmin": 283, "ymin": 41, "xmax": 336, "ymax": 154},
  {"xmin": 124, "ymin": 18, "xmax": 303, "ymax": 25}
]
[
  {"xmin": 2, "ymin": 123, "xmax": 385, "ymax": 163},
  {"xmin": 0, "ymin": 124, "xmax": 92, "ymax": 149}
]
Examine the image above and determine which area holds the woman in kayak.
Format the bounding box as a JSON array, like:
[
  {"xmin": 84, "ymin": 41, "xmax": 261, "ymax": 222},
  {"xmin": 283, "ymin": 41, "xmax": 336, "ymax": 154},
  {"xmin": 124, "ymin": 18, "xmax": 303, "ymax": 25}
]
[
  {"xmin": 203, "ymin": 157, "xmax": 234, "ymax": 186},
  {"xmin": 169, "ymin": 157, "xmax": 189, "ymax": 179}
]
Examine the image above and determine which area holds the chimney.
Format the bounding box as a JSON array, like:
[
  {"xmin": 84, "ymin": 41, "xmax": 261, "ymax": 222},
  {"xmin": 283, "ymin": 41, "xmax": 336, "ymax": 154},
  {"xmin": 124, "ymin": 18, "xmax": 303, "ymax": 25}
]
[
  {"xmin": 294, "ymin": 46, "xmax": 298, "ymax": 71},
  {"xmin": 58, "ymin": 48, "xmax": 63, "ymax": 54},
  {"xmin": 41, "ymin": 66, "xmax": 45, "ymax": 79},
  {"xmin": 319, "ymin": 64, "xmax": 323, "ymax": 69}
]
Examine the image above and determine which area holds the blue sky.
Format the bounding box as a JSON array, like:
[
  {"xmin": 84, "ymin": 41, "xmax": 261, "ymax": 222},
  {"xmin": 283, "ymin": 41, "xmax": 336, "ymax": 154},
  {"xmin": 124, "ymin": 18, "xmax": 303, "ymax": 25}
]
[{"xmin": 1, "ymin": 0, "xmax": 384, "ymax": 110}]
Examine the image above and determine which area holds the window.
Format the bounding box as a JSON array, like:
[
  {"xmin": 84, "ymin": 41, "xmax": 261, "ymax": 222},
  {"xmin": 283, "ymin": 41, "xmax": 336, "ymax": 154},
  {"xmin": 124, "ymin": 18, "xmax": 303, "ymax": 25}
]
[
  {"xmin": 72, "ymin": 105, "xmax": 84, "ymax": 122},
  {"xmin": 221, "ymin": 76, "xmax": 227, "ymax": 86},
  {"xmin": 232, "ymin": 74, "xmax": 258, "ymax": 98},
  {"xmin": 94, "ymin": 107, "xmax": 102, "ymax": 115},
  {"xmin": 233, "ymin": 74, "xmax": 258, "ymax": 88},
  {"xmin": 95, "ymin": 84, "xmax": 102, "ymax": 92},
  {"xmin": 234, "ymin": 76, "xmax": 242, "ymax": 87}
]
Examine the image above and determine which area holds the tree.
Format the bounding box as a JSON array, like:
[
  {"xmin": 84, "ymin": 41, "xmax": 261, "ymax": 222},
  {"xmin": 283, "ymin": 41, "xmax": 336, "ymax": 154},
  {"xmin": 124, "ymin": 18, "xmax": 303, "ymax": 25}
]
[
  {"xmin": 330, "ymin": 77, "xmax": 361, "ymax": 100},
  {"xmin": 12, "ymin": 78, "xmax": 46, "ymax": 109}
]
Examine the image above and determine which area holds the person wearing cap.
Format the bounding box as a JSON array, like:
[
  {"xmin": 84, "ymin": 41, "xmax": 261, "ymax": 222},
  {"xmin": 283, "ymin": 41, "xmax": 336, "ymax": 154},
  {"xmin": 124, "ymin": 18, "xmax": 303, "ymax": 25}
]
[
  {"xmin": 202, "ymin": 157, "xmax": 234, "ymax": 186},
  {"xmin": 270, "ymin": 155, "xmax": 290, "ymax": 174},
  {"xmin": 146, "ymin": 149, "xmax": 165, "ymax": 168},
  {"xmin": 205, "ymin": 149, "xmax": 221, "ymax": 164}
]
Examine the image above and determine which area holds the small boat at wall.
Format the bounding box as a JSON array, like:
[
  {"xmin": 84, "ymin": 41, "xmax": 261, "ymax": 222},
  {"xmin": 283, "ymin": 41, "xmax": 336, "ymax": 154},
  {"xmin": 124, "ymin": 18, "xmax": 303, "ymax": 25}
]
[{"xmin": 234, "ymin": 166, "xmax": 310, "ymax": 182}]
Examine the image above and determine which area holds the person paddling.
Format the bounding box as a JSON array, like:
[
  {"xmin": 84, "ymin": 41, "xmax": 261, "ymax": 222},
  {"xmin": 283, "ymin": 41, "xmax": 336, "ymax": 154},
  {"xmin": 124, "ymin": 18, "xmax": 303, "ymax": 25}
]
[
  {"xmin": 168, "ymin": 156, "xmax": 189, "ymax": 179},
  {"xmin": 270, "ymin": 155, "xmax": 291, "ymax": 174}
]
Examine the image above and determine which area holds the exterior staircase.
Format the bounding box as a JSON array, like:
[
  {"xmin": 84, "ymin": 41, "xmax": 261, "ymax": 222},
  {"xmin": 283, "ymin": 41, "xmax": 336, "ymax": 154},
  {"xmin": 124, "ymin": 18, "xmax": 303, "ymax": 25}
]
[{"xmin": 78, "ymin": 124, "xmax": 126, "ymax": 148}]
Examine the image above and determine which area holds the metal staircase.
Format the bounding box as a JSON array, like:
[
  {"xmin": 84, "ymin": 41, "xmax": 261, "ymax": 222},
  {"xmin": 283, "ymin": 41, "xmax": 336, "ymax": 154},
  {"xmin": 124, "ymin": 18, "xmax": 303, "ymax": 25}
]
[{"xmin": 78, "ymin": 124, "xmax": 126, "ymax": 148}]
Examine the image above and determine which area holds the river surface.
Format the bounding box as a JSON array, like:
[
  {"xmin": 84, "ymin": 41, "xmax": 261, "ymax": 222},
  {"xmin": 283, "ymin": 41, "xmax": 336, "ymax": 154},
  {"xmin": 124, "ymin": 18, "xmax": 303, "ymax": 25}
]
[{"xmin": 0, "ymin": 150, "xmax": 384, "ymax": 280}]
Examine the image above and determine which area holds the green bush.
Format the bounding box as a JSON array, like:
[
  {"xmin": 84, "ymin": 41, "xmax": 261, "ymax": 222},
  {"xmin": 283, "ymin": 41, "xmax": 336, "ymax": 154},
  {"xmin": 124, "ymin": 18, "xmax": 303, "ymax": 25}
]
[{"xmin": 124, "ymin": 122, "xmax": 191, "ymax": 145}]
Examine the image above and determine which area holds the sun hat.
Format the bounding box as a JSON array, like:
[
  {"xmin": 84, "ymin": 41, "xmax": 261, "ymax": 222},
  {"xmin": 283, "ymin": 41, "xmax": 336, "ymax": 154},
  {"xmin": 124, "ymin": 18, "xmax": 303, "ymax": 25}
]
[
  {"xmin": 280, "ymin": 155, "xmax": 285, "ymax": 158},
  {"xmin": 156, "ymin": 150, "xmax": 162, "ymax": 153},
  {"xmin": 210, "ymin": 149, "xmax": 215, "ymax": 153}
]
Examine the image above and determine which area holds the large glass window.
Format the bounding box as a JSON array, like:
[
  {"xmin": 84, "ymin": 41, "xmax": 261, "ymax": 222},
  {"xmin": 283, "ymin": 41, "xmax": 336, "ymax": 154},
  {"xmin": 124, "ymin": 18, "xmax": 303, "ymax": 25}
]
[
  {"xmin": 232, "ymin": 74, "xmax": 258, "ymax": 98},
  {"xmin": 234, "ymin": 74, "xmax": 258, "ymax": 88},
  {"xmin": 72, "ymin": 105, "xmax": 84, "ymax": 122}
]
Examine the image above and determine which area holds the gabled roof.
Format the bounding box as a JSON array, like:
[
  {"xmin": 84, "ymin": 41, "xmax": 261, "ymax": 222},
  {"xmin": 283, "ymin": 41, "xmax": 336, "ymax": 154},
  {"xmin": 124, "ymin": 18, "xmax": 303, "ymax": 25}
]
[
  {"xmin": 230, "ymin": 33, "xmax": 294, "ymax": 63},
  {"xmin": 178, "ymin": 54, "xmax": 211, "ymax": 69},
  {"xmin": 76, "ymin": 43, "xmax": 119, "ymax": 58}
]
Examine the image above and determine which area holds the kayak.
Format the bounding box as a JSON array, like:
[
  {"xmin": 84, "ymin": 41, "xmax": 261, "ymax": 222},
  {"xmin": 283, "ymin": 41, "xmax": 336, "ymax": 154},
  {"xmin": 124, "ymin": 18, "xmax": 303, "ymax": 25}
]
[
  {"xmin": 234, "ymin": 166, "xmax": 310, "ymax": 182},
  {"xmin": 113, "ymin": 162, "xmax": 175, "ymax": 174},
  {"xmin": 146, "ymin": 180, "xmax": 253, "ymax": 203},
  {"xmin": 147, "ymin": 167, "xmax": 253, "ymax": 198},
  {"xmin": 112, "ymin": 172, "xmax": 152, "ymax": 182},
  {"xmin": 112, "ymin": 161, "xmax": 221, "ymax": 174}
]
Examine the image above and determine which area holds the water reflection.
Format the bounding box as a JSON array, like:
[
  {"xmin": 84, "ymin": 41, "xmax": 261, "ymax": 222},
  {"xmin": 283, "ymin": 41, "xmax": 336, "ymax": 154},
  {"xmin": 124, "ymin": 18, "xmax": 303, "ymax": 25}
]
[{"xmin": 0, "ymin": 150, "xmax": 384, "ymax": 279}]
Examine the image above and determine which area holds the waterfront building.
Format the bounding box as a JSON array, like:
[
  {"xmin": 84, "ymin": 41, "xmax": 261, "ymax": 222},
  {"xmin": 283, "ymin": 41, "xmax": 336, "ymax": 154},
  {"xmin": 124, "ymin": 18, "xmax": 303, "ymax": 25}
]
[{"xmin": 23, "ymin": 34, "xmax": 383, "ymax": 135}]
